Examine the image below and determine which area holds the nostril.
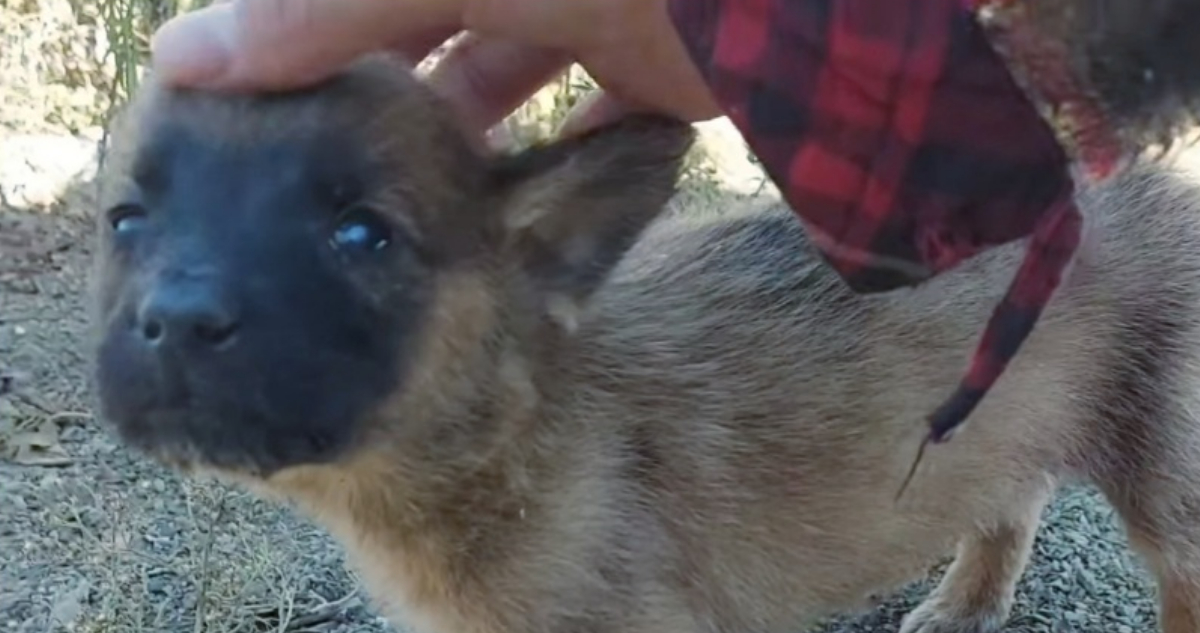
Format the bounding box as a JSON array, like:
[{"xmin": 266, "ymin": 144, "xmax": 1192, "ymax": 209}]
[
  {"xmin": 193, "ymin": 319, "xmax": 239, "ymax": 346},
  {"xmin": 142, "ymin": 320, "xmax": 164, "ymax": 342},
  {"xmin": 136, "ymin": 274, "xmax": 241, "ymax": 350},
  {"xmin": 138, "ymin": 307, "xmax": 240, "ymax": 349}
]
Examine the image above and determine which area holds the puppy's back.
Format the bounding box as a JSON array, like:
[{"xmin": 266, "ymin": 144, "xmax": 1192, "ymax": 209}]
[{"xmin": 535, "ymin": 154, "xmax": 1200, "ymax": 628}]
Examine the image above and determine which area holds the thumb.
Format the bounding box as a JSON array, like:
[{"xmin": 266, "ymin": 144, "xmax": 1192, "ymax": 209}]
[{"xmin": 150, "ymin": 0, "xmax": 464, "ymax": 91}]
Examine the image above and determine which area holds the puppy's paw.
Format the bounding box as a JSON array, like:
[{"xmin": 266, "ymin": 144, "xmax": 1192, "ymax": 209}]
[{"xmin": 898, "ymin": 596, "xmax": 1009, "ymax": 633}]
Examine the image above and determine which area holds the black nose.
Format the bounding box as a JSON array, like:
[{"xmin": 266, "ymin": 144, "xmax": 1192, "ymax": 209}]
[{"xmin": 136, "ymin": 276, "xmax": 240, "ymax": 349}]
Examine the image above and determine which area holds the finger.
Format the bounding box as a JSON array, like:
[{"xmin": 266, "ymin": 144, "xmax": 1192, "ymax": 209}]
[
  {"xmin": 150, "ymin": 0, "xmax": 466, "ymax": 91},
  {"xmin": 555, "ymin": 89, "xmax": 642, "ymax": 139},
  {"xmin": 425, "ymin": 33, "xmax": 572, "ymax": 135},
  {"xmin": 392, "ymin": 27, "xmax": 461, "ymax": 70}
]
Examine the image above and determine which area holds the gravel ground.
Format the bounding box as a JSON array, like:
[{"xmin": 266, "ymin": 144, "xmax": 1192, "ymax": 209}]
[{"xmin": 0, "ymin": 149, "xmax": 1164, "ymax": 633}]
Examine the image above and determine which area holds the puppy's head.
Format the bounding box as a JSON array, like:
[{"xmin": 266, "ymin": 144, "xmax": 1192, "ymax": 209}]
[
  {"xmin": 983, "ymin": 0, "xmax": 1200, "ymax": 155},
  {"xmin": 90, "ymin": 55, "xmax": 694, "ymax": 478}
]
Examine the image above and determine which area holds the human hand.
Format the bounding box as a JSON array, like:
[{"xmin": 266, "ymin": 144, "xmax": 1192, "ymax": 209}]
[{"xmin": 149, "ymin": 0, "xmax": 721, "ymax": 139}]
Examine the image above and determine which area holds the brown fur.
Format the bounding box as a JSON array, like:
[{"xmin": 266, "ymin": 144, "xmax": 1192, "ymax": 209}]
[
  {"xmin": 91, "ymin": 55, "xmax": 1200, "ymax": 633},
  {"xmin": 998, "ymin": 0, "xmax": 1200, "ymax": 153}
]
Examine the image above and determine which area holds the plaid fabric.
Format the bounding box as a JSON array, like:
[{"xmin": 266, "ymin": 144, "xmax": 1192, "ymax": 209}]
[{"xmin": 666, "ymin": 0, "xmax": 1085, "ymax": 444}]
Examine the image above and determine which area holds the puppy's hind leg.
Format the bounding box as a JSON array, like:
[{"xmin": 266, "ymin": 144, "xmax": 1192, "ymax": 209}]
[
  {"xmin": 899, "ymin": 490, "xmax": 1050, "ymax": 633},
  {"xmin": 1096, "ymin": 419, "xmax": 1200, "ymax": 633}
]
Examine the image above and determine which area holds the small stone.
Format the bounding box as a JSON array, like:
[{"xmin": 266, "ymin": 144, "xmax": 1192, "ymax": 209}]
[
  {"xmin": 147, "ymin": 575, "xmax": 169, "ymax": 595},
  {"xmin": 61, "ymin": 426, "xmax": 84, "ymax": 442},
  {"xmin": 79, "ymin": 508, "xmax": 102, "ymax": 528},
  {"xmin": 48, "ymin": 581, "xmax": 89, "ymax": 628}
]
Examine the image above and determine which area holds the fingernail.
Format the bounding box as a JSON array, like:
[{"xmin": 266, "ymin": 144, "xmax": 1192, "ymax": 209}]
[
  {"xmin": 150, "ymin": 5, "xmax": 238, "ymax": 87},
  {"xmin": 485, "ymin": 124, "xmax": 517, "ymax": 153}
]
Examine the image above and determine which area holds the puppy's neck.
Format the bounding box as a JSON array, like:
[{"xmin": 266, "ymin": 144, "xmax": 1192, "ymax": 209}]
[{"xmin": 257, "ymin": 349, "xmax": 566, "ymax": 630}]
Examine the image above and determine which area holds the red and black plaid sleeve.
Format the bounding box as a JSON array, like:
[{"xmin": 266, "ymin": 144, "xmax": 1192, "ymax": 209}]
[{"xmin": 665, "ymin": 0, "xmax": 1085, "ymax": 444}]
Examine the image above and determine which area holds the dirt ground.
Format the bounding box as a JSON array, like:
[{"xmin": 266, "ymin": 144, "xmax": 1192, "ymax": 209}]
[{"xmin": 0, "ymin": 160, "xmax": 1168, "ymax": 632}]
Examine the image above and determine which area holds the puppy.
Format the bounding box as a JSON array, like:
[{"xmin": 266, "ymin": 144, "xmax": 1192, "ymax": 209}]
[{"xmin": 89, "ymin": 55, "xmax": 1200, "ymax": 633}]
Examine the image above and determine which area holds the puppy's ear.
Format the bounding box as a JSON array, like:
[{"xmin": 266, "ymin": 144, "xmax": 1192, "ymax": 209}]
[{"xmin": 487, "ymin": 114, "xmax": 696, "ymax": 325}]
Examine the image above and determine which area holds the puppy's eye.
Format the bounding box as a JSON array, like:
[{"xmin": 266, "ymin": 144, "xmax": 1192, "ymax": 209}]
[
  {"xmin": 108, "ymin": 203, "xmax": 149, "ymax": 235},
  {"xmin": 330, "ymin": 207, "xmax": 392, "ymax": 253}
]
